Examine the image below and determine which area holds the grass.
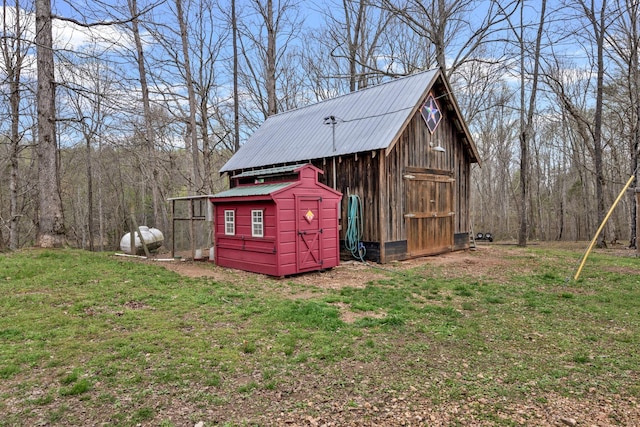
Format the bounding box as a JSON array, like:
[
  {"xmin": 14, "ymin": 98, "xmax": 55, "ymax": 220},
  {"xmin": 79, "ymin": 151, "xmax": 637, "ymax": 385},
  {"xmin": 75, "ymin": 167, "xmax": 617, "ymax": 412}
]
[{"xmin": 0, "ymin": 246, "xmax": 639, "ymax": 425}]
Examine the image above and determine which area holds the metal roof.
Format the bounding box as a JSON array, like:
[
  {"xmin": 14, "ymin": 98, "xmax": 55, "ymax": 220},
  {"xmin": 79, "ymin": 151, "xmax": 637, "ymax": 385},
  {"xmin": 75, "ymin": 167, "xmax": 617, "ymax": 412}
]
[
  {"xmin": 220, "ymin": 69, "xmax": 442, "ymax": 173},
  {"xmin": 231, "ymin": 163, "xmax": 309, "ymax": 179},
  {"xmin": 210, "ymin": 183, "xmax": 292, "ymax": 199},
  {"xmin": 167, "ymin": 194, "xmax": 215, "ymax": 201}
]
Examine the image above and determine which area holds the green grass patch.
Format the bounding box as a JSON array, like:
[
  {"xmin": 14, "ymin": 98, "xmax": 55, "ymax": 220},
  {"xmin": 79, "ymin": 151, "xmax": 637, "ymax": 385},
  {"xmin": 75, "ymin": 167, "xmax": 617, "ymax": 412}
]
[{"xmin": 1, "ymin": 246, "xmax": 639, "ymax": 424}]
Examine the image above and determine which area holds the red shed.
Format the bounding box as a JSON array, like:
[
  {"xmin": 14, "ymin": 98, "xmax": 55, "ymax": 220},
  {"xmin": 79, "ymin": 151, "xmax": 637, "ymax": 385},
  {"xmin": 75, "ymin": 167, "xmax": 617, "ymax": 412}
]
[{"xmin": 210, "ymin": 164, "xmax": 342, "ymax": 276}]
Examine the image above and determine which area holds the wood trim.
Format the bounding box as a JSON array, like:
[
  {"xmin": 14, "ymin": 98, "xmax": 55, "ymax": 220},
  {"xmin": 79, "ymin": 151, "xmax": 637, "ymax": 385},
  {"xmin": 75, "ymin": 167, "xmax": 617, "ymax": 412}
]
[
  {"xmin": 404, "ymin": 174, "xmax": 455, "ymax": 183},
  {"xmin": 384, "ymin": 73, "xmax": 439, "ymax": 157},
  {"xmin": 378, "ymin": 150, "xmax": 387, "ymax": 263},
  {"xmin": 404, "ymin": 212, "xmax": 455, "ymax": 219},
  {"xmin": 404, "ymin": 166, "xmax": 454, "ymax": 177}
]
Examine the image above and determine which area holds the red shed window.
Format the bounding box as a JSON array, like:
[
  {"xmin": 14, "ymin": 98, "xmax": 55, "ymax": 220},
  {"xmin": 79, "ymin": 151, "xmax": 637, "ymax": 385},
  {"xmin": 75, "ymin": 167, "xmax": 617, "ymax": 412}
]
[
  {"xmin": 224, "ymin": 210, "xmax": 235, "ymax": 235},
  {"xmin": 252, "ymin": 210, "xmax": 264, "ymax": 237}
]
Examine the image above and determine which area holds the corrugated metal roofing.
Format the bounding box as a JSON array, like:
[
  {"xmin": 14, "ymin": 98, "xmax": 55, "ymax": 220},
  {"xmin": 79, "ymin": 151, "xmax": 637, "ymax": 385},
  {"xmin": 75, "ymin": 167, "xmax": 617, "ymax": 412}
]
[
  {"xmin": 210, "ymin": 182, "xmax": 292, "ymax": 198},
  {"xmin": 231, "ymin": 163, "xmax": 309, "ymax": 179},
  {"xmin": 167, "ymin": 195, "xmax": 215, "ymax": 201},
  {"xmin": 220, "ymin": 69, "xmax": 440, "ymax": 173}
]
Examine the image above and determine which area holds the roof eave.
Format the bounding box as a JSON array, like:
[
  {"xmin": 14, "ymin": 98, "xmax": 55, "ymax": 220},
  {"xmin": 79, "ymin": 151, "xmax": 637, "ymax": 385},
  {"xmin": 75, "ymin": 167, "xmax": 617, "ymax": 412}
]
[{"xmin": 437, "ymin": 72, "xmax": 481, "ymax": 165}]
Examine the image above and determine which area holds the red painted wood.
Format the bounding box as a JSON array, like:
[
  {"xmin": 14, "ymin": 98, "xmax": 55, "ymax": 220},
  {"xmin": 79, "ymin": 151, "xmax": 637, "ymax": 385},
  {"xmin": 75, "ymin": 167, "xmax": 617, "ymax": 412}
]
[{"xmin": 211, "ymin": 164, "xmax": 342, "ymax": 276}]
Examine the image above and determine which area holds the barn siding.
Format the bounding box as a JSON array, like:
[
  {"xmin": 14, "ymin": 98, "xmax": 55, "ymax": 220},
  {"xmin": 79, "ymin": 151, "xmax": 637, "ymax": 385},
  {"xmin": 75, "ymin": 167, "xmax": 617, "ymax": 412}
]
[
  {"xmin": 223, "ymin": 78, "xmax": 475, "ymax": 264},
  {"xmin": 310, "ymin": 87, "xmax": 472, "ymax": 262},
  {"xmin": 312, "ymin": 153, "xmax": 381, "ymax": 244}
]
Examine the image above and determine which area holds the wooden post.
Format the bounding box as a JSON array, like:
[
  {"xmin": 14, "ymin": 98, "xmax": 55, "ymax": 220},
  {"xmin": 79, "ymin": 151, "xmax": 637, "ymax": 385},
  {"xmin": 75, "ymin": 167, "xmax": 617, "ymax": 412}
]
[
  {"xmin": 130, "ymin": 222, "xmax": 135, "ymax": 256},
  {"xmin": 190, "ymin": 199, "xmax": 196, "ymax": 260},
  {"xmin": 129, "ymin": 212, "xmax": 151, "ymax": 257},
  {"xmin": 378, "ymin": 150, "xmax": 386, "ymax": 264},
  {"xmin": 171, "ymin": 199, "xmax": 176, "ymax": 258}
]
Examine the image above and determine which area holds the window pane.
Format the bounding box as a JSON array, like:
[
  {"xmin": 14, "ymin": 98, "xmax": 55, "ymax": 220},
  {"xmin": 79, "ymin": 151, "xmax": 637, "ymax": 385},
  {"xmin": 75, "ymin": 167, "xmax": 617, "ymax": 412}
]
[
  {"xmin": 224, "ymin": 210, "xmax": 235, "ymax": 235},
  {"xmin": 252, "ymin": 210, "xmax": 263, "ymax": 237}
]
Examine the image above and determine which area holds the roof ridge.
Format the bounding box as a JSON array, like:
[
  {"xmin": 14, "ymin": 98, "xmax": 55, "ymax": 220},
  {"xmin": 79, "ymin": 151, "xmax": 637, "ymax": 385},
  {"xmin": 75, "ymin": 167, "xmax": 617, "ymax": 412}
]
[
  {"xmin": 267, "ymin": 68, "xmax": 440, "ymax": 119},
  {"xmin": 220, "ymin": 68, "xmax": 445, "ymax": 172}
]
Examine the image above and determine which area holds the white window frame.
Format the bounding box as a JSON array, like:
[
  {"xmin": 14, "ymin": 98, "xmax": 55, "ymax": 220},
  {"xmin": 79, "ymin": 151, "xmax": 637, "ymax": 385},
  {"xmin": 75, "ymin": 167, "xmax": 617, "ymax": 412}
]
[
  {"xmin": 224, "ymin": 210, "xmax": 235, "ymax": 235},
  {"xmin": 251, "ymin": 210, "xmax": 264, "ymax": 238}
]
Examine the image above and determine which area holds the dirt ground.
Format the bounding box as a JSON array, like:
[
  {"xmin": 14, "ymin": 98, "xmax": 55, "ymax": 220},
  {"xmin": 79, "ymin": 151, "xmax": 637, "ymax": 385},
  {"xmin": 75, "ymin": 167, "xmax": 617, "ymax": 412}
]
[
  {"xmin": 157, "ymin": 244, "xmax": 507, "ymax": 284},
  {"xmin": 144, "ymin": 244, "xmax": 640, "ymax": 427}
]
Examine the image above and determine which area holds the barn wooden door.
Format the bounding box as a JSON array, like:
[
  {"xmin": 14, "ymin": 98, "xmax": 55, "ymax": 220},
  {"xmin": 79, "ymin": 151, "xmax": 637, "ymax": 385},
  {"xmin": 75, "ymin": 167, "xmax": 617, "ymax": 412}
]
[
  {"xmin": 404, "ymin": 173, "xmax": 454, "ymax": 256},
  {"xmin": 296, "ymin": 197, "xmax": 323, "ymax": 271}
]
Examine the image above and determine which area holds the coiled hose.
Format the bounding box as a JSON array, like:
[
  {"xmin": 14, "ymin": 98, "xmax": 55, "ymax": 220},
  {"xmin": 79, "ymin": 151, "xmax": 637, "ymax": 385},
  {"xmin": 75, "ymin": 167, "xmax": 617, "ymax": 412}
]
[{"xmin": 345, "ymin": 194, "xmax": 366, "ymax": 261}]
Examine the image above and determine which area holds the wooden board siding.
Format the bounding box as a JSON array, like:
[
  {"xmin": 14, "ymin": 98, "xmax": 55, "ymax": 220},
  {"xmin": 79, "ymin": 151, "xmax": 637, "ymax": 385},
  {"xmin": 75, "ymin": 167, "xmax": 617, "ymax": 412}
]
[
  {"xmin": 310, "ymin": 87, "xmax": 472, "ymax": 262},
  {"xmin": 212, "ymin": 165, "xmax": 342, "ymax": 275},
  {"xmin": 311, "ymin": 152, "xmax": 381, "ymax": 243},
  {"xmin": 274, "ymin": 198, "xmax": 298, "ymax": 275},
  {"xmin": 214, "ymin": 201, "xmax": 280, "ymax": 275}
]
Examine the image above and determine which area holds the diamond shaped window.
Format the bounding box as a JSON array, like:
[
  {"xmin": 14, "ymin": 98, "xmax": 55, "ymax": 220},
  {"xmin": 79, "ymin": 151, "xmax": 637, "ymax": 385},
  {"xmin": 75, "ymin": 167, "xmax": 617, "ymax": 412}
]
[
  {"xmin": 304, "ymin": 209, "xmax": 315, "ymax": 223},
  {"xmin": 421, "ymin": 94, "xmax": 442, "ymax": 134}
]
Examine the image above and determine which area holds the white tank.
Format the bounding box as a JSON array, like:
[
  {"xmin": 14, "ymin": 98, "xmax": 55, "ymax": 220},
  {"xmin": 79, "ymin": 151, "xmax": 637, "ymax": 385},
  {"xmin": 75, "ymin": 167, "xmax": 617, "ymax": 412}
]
[{"xmin": 120, "ymin": 226, "xmax": 164, "ymax": 254}]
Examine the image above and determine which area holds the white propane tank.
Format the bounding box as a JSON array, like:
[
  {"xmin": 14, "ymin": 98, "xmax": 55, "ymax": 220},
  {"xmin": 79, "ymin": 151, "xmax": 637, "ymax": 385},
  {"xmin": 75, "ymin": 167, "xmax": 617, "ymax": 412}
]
[{"xmin": 119, "ymin": 226, "xmax": 164, "ymax": 254}]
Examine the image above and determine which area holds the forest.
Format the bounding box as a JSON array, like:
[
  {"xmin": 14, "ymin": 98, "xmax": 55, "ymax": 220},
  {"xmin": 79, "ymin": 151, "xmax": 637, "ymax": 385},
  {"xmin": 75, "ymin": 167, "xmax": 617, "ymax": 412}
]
[{"xmin": 0, "ymin": 0, "xmax": 638, "ymax": 251}]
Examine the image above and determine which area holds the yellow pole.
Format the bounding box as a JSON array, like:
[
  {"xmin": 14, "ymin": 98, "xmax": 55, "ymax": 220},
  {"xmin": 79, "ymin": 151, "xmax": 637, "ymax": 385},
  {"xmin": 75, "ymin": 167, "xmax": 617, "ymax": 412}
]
[{"xmin": 574, "ymin": 174, "xmax": 636, "ymax": 281}]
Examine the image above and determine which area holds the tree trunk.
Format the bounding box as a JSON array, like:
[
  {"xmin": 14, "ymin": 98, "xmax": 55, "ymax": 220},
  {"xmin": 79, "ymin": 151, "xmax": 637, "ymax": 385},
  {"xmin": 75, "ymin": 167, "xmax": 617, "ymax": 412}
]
[
  {"xmin": 35, "ymin": 0, "xmax": 65, "ymax": 248},
  {"xmin": 175, "ymin": 0, "xmax": 201, "ymax": 193},
  {"xmin": 129, "ymin": 0, "xmax": 164, "ymax": 229},
  {"xmin": 3, "ymin": 0, "xmax": 24, "ymax": 249},
  {"xmin": 345, "ymin": 0, "xmax": 365, "ymax": 92},
  {"xmin": 266, "ymin": 0, "xmax": 277, "ymax": 116},
  {"xmin": 86, "ymin": 133, "xmax": 94, "ymax": 251},
  {"xmin": 593, "ymin": 0, "xmax": 607, "ymax": 248},
  {"xmin": 629, "ymin": 0, "xmax": 639, "ymax": 248},
  {"xmin": 232, "ymin": 0, "xmax": 240, "ymax": 152},
  {"xmin": 518, "ymin": 0, "xmax": 546, "ymax": 247}
]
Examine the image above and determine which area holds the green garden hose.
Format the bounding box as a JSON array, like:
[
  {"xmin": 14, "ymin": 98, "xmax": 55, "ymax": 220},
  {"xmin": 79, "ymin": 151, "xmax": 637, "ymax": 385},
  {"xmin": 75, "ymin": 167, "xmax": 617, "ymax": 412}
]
[{"xmin": 345, "ymin": 194, "xmax": 366, "ymax": 261}]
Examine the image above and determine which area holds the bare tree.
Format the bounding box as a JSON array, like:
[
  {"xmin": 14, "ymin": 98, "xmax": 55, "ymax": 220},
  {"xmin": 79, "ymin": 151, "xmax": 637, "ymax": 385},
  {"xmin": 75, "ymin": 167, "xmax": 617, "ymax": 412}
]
[
  {"xmin": 128, "ymin": 0, "xmax": 167, "ymax": 231},
  {"xmin": 174, "ymin": 0, "xmax": 202, "ymax": 193},
  {"xmin": 607, "ymin": 0, "xmax": 640, "ymax": 247},
  {"xmin": 237, "ymin": 0, "xmax": 301, "ymax": 120},
  {"xmin": 321, "ymin": 0, "xmax": 394, "ymax": 91},
  {"xmin": 35, "ymin": 0, "xmax": 65, "ymax": 247},
  {"xmin": 567, "ymin": 0, "xmax": 610, "ymax": 247},
  {"xmin": 232, "ymin": 0, "xmax": 240, "ymax": 152},
  {"xmin": 190, "ymin": 0, "xmax": 232, "ymax": 192},
  {"xmin": 1, "ymin": 0, "xmax": 33, "ymax": 249},
  {"xmin": 379, "ymin": 0, "xmax": 519, "ymax": 76},
  {"xmin": 517, "ymin": 0, "xmax": 547, "ymax": 247},
  {"xmin": 586, "ymin": 0, "xmax": 609, "ymax": 247}
]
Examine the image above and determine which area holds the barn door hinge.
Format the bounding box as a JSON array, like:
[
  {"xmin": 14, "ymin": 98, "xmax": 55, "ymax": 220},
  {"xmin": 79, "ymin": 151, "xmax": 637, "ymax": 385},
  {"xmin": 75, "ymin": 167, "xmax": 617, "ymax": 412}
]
[
  {"xmin": 404, "ymin": 213, "xmax": 416, "ymax": 218},
  {"xmin": 448, "ymin": 212, "xmax": 455, "ymax": 216},
  {"xmin": 319, "ymin": 228, "xmax": 323, "ymax": 233},
  {"xmin": 403, "ymin": 174, "xmax": 415, "ymax": 180}
]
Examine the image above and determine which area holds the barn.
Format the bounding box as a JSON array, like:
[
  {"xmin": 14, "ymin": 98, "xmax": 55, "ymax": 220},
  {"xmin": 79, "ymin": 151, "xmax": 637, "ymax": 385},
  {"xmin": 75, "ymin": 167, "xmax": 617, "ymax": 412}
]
[
  {"xmin": 220, "ymin": 68, "xmax": 480, "ymax": 263},
  {"xmin": 210, "ymin": 164, "xmax": 342, "ymax": 276}
]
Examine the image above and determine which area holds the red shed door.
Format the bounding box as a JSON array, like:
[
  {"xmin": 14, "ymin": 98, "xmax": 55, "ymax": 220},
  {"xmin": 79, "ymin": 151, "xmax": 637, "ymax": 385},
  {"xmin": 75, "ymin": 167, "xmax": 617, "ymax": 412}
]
[{"xmin": 296, "ymin": 197, "xmax": 323, "ymax": 271}]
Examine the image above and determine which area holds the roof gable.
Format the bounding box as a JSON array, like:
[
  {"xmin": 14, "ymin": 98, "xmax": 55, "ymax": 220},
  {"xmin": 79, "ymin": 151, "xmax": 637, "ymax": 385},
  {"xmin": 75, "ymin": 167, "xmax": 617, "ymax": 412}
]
[{"xmin": 221, "ymin": 69, "xmax": 477, "ymax": 173}]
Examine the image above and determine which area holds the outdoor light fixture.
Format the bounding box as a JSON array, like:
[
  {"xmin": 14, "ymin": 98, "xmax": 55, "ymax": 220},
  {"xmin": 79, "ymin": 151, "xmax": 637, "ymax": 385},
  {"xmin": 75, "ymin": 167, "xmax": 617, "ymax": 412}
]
[
  {"xmin": 430, "ymin": 141, "xmax": 446, "ymax": 153},
  {"xmin": 323, "ymin": 115, "xmax": 338, "ymax": 189}
]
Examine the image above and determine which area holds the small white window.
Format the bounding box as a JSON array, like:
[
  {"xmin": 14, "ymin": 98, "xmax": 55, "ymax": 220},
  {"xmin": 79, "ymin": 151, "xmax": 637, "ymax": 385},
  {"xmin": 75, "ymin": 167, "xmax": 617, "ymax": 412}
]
[
  {"xmin": 252, "ymin": 210, "xmax": 264, "ymax": 237},
  {"xmin": 224, "ymin": 210, "xmax": 235, "ymax": 235}
]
